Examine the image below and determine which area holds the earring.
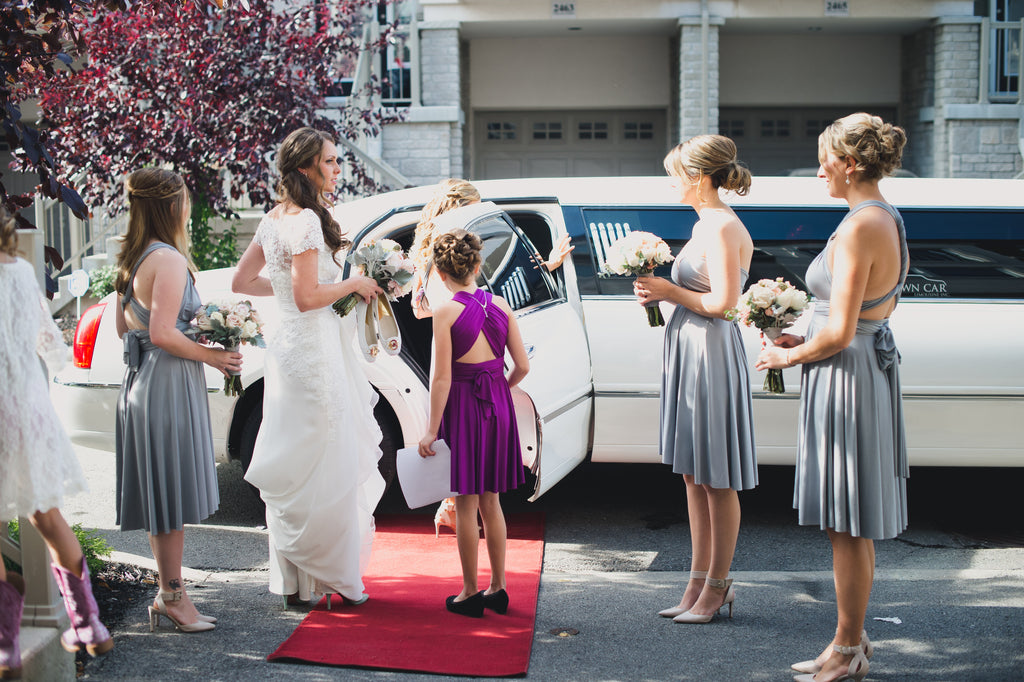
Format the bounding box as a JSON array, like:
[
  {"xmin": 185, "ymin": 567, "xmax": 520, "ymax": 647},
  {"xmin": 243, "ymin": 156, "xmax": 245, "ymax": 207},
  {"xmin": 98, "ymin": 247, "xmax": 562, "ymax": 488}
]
[{"xmin": 845, "ymin": 176, "xmax": 850, "ymax": 185}]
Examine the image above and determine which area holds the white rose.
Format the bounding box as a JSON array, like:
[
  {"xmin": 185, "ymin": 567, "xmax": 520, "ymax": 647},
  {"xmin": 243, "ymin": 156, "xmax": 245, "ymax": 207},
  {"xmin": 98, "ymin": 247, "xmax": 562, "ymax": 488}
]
[
  {"xmin": 384, "ymin": 251, "xmax": 405, "ymax": 271},
  {"xmin": 226, "ymin": 313, "xmax": 243, "ymax": 328},
  {"xmin": 210, "ymin": 311, "xmax": 225, "ymax": 325},
  {"xmin": 749, "ymin": 285, "xmax": 774, "ymax": 309},
  {"xmin": 233, "ymin": 302, "xmax": 251, "ymax": 317},
  {"xmin": 241, "ymin": 320, "xmax": 258, "ymax": 338}
]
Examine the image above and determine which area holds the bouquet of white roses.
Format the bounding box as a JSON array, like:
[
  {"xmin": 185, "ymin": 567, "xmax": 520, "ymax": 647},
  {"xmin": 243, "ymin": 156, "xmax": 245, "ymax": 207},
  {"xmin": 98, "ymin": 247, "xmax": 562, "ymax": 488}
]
[
  {"xmin": 192, "ymin": 299, "xmax": 266, "ymax": 397},
  {"xmin": 332, "ymin": 238, "xmax": 415, "ymax": 318},
  {"xmin": 726, "ymin": 277, "xmax": 809, "ymax": 394},
  {"xmin": 602, "ymin": 231, "xmax": 675, "ymax": 326}
]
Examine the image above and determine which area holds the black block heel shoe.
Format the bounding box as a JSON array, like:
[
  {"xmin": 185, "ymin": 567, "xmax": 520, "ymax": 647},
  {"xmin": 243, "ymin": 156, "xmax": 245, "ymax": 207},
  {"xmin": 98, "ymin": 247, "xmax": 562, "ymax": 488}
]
[
  {"xmin": 445, "ymin": 592, "xmax": 485, "ymax": 617},
  {"xmin": 479, "ymin": 589, "xmax": 509, "ymax": 614}
]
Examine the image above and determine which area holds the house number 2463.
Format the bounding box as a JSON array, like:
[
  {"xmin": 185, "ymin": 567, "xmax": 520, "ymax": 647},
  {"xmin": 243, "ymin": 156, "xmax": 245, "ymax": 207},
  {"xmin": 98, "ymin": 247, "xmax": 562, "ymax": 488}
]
[{"xmin": 552, "ymin": 3, "xmax": 576, "ymax": 18}]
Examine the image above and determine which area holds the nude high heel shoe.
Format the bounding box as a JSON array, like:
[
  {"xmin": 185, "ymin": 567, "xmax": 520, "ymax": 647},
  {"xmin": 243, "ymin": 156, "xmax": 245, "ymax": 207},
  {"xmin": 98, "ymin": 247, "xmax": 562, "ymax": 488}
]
[
  {"xmin": 355, "ymin": 298, "xmax": 380, "ymax": 362},
  {"xmin": 148, "ymin": 590, "xmax": 215, "ymax": 633},
  {"xmin": 793, "ymin": 644, "xmax": 869, "ymax": 682},
  {"xmin": 672, "ymin": 577, "xmax": 734, "ymax": 624},
  {"xmin": 375, "ymin": 296, "xmax": 401, "ymax": 356},
  {"xmin": 434, "ymin": 497, "xmax": 457, "ymax": 537},
  {"xmin": 792, "ymin": 630, "xmax": 873, "ymax": 674},
  {"xmin": 658, "ymin": 570, "xmax": 706, "ymax": 618}
]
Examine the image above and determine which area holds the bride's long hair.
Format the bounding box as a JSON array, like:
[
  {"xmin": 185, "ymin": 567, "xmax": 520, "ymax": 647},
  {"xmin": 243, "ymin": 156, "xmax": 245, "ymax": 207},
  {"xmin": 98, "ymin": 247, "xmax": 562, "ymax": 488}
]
[{"xmin": 276, "ymin": 127, "xmax": 349, "ymax": 265}]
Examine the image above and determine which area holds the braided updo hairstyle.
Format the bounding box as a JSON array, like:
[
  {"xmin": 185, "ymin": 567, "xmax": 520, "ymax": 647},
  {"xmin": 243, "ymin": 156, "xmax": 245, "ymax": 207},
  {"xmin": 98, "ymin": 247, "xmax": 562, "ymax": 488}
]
[
  {"xmin": 819, "ymin": 113, "xmax": 907, "ymax": 181},
  {"xmin": 115, "ymin": 168, "xmax": 194, "ymax": 295},
  {"xmin": 431, "ymin": 228, "xmax": 482, "ymax": 284},
  {"xmin": 412, "ymin": 179, "xmax": 481, "ymax": 271},
  {"xmin": 276, "ymin": 127, "xmax": 349, "ymax": 265},
  {"xmin": 0, "ymin": 204, "xmax": 17, "ymax": 257},
  {"xmin": 664, "ymin": 134, "xmax": 752, "ymax": 197}
]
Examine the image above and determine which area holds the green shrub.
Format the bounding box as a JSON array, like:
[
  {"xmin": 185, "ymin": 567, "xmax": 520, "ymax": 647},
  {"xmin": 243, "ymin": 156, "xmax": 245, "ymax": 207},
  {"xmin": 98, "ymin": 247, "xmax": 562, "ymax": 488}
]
[
  {"xmin": 89, "ymin": 264, "xmax": 119, "ymax": 299},
  {"xmin": 190, "ymin": 197, "xmax": 239, "ymax": 271},
  {"xmin": 4, "ymin": 519, "xmax": 112, "ymax": 575}
]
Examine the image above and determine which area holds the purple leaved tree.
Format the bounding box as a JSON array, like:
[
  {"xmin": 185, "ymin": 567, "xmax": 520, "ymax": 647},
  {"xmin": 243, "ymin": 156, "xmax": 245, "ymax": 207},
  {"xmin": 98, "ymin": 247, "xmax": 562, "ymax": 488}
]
[{"xmin": 32, "ymin": 0, "xmax": 401, "ymax": 269}]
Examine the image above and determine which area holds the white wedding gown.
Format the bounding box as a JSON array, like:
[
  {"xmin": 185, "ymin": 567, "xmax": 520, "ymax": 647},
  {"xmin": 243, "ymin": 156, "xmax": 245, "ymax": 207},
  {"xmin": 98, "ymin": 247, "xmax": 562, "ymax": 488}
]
[{"xmin": 244, "ymin": 209, "xmax": 385, "ymax": 602}]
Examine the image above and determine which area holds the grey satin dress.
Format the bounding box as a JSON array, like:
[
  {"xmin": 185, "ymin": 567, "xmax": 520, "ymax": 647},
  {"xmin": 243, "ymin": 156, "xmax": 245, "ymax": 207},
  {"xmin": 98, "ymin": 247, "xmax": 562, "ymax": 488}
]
[
  {"xmin": 795, "ymin": 200, "xmax": 909, "ymax": 540},
  {"xmin": 115, "ymin": 242, "xmax": 219, "ymax": 535},
  {"xmin": 661, "ymin": 253, "xmax": 758, "ymax": 491}
]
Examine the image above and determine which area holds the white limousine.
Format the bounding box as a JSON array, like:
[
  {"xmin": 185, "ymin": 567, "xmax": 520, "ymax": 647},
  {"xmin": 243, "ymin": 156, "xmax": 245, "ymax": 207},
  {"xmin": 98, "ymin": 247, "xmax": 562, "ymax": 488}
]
[{"xmin": 52, "ymin": 176, "xmax": 1024, "ymax": 505}]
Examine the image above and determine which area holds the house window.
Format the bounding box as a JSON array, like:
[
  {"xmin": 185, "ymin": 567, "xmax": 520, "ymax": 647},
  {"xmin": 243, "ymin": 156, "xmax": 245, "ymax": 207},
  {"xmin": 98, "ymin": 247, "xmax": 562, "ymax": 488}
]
[
  {"xmin": 805, "ymin": 119, "xmax": 825, "ymax": 137},
  {"xmin": 624, "ymin": 121, "xmax": 654, "ymax": 140},
  {"xmin": 486, "ymin": 122, "xmax": 517, "ymax": 141},
  {"xmin": 719, "ymin": 119, "xmax": 745, "ymax": 138},
  {"xmin": 532, "ymin": 122, "xmax": 563, "ymax": 140},
  {"xmin": 578, "ymin": 121, "xmax": 609, "ymax": 140},
  {"xmin": 760, "ymin": 119, "xmax": 791, "ymax": 138}
]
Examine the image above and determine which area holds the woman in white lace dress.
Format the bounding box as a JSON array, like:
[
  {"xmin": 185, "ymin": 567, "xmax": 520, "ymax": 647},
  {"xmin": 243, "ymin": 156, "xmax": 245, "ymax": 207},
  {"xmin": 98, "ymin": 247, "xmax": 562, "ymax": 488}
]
[
  {"xmin": 232, "ymin": 128, "xmax": 385, "ymax": 607},
  {"xmin": 0, "ymin": 206, "xmax": 112, "ymax": 676}
]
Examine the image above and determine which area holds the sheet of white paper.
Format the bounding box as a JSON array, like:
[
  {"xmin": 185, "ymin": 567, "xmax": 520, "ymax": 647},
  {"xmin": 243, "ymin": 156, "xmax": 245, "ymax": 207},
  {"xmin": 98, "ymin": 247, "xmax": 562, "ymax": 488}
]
[{"xmin": 396, "ymin": 440, "xmax": 456, "ymax": 509}]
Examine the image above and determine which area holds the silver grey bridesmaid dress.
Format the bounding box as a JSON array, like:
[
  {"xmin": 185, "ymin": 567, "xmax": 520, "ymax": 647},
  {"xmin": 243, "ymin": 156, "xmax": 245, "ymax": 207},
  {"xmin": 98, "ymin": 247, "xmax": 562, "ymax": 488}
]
[
  {"xmin": 660, "ymin": 253, "xmax": 758, "ymax": 491},
  {"xmin": 115, "ymin": 242, "xmax": 219, "ymax": 535},
  {"xmin": 795, "ymin": 200, "xmax": 909, "ymax": 540}
]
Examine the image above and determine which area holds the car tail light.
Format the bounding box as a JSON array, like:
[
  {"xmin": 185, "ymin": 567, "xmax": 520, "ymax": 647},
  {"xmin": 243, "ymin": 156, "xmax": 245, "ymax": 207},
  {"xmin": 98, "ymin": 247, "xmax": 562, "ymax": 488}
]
[{"xmin": 73, "ymin": 302, "xmax": 107, "ymax": 369}]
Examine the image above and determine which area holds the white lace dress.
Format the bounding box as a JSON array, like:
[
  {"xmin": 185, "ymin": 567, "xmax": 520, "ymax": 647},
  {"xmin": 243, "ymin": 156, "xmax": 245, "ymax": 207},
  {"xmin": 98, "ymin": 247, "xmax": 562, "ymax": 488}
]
[
  {"xmin": 243, "ymin": 209, "xmax": 385, "ymax": 602},
  {"xmin": 0, "ymin": 258, "xmax": 87, "ymax": 522}
]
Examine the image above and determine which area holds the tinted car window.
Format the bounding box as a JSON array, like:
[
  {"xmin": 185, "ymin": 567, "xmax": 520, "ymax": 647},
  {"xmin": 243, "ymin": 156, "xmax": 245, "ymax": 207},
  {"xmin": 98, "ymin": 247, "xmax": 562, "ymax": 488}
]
[
  {"xmin": 564, "ymin": 205, "xmax": 1024, "ymax": 299},
  {"xmin": 472, "ymin": 214, "xmax": 556, "ymax": 311}
]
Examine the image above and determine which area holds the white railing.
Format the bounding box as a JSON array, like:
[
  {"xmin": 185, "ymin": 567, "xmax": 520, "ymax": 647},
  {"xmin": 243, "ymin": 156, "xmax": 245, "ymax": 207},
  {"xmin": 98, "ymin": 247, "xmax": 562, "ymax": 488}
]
[{"xmin": 983, "ymin": 18, "xmax": 1023, "ymax": 103}]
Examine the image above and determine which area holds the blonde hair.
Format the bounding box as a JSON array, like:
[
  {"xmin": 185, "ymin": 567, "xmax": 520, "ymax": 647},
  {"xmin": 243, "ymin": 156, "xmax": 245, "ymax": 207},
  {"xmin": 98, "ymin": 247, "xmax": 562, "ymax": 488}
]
[
  {"xmin": 412, "ymin": 178, "xmax": 480, "ymax": 270},
  {"xmin": 115, "ymin": 168, "xmax": 194, "ymax": 295},
  {"xmin": 0, "ymin": 205, "xmax": 17, "ymax": 257},
  {"xmin": 664, "ymin": 134, "xmax": 752, "ymax": 197},
  {"xmin": 818, "ymin": 113, "xmax": 907, "ymax": 181},
  {"xmin": 432, "ymin": 228, "xmax": 482, "ymax": 284}
]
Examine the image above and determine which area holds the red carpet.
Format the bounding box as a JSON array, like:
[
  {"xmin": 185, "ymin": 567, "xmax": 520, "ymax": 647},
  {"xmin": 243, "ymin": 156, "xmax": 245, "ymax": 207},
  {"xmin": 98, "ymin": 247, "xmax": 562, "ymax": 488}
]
[{"xmin": 268, "ymin": 513, "xmax": 545, "ymax": 677}]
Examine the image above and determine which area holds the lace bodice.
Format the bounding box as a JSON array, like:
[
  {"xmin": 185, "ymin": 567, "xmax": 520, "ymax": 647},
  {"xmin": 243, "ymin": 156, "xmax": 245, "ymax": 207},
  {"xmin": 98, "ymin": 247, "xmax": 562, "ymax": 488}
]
[
  {"xmin": 0, "ymin": 259, "xmax": 69, "ymax": 376},
  {"xmin": 255, "ymin": 209, "xmax": 341, "ymax": 314}
]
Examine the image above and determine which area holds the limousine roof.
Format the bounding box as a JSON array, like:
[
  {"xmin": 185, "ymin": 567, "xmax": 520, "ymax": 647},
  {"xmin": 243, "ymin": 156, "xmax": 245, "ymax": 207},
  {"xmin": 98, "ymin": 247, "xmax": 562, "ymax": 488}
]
[{"xmin": 334, "ymin": 176, "xmax": 1024, "ymax": 228}]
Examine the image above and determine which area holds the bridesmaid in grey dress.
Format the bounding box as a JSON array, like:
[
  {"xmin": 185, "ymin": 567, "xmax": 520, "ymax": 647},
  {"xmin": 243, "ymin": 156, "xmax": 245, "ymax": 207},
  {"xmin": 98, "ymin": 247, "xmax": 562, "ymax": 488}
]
[
  {"xmin": 114, "ymin": 169, "xmax": 242, "ymax": 633},
  {"xmin": 757, "ymin": 113, "xmax": 909, "ymax": 682},
  {"xmin": 635, "ymin": 134, "xmax": 757, "ymax": 625}
]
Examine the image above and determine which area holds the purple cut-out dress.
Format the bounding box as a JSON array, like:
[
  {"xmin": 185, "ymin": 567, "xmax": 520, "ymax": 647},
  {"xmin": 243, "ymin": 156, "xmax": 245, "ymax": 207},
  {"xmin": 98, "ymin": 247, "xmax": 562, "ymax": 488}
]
[{"xmin": 439, "ymin": 289, "xmax": 525, "ymax": 495}]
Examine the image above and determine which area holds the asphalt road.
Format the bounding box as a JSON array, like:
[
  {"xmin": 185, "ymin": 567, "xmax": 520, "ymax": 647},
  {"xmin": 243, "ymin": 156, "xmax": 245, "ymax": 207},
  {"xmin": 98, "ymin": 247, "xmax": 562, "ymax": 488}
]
[{"xmin": 60, "ymin": 447, "xmax": 1024, "ymax": 681}]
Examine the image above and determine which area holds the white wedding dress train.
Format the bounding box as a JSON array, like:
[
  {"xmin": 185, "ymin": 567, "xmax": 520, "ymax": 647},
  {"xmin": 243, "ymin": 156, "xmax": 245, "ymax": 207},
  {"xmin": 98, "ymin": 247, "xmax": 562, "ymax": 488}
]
[{"xmin": 244, "ymin": 209, "xmax": 385, "ymax": 602}]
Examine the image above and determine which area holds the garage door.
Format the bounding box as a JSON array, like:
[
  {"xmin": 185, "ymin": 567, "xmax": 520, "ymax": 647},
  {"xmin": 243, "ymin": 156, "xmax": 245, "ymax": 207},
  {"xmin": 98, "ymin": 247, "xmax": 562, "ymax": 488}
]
[
  {"xmin": 718, "ymin": 106, "xmax": 898, "ymax": 176},
  {"xmin": 475, "ymin": 110, "xmax": 667, "ymax": 180}
]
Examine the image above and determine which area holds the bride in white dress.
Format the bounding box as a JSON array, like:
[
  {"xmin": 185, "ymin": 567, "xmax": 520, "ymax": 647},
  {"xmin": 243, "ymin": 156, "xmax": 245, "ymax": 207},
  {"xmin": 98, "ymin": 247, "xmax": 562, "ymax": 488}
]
[{"xmin": 232, "ymin": 128, "xmax": 385, "ymax": 606}]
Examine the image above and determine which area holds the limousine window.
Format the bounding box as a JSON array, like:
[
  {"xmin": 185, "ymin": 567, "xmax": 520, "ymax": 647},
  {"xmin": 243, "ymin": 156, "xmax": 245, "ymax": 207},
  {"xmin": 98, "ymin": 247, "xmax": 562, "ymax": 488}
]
[
  {"xmin": 472, "ymin": 213, "xmax": 557, "ymax": 311},
  {"xmin": 563, "ymin": 206, "xmax": 1024, "ymax": 299}
]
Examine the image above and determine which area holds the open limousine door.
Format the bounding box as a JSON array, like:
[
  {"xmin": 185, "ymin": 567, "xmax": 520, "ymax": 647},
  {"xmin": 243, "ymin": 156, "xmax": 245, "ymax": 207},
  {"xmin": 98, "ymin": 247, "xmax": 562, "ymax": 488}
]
[{"xmin": 430, "ymin": 202, "xmax": 592, "ymax": 500}]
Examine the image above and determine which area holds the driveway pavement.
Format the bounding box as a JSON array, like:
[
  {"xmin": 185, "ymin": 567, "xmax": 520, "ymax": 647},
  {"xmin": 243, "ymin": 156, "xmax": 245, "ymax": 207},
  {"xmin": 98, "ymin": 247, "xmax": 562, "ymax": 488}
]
[{"xmin": 59, "ymin": 447, "xmax": 1024, "ymax": 681}]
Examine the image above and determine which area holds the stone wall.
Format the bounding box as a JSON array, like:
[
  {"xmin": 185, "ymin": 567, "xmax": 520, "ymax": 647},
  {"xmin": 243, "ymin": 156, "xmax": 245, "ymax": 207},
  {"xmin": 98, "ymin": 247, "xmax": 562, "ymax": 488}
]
[
  {"xmin": 901, "ymin": 27, "xmax": 935, "ymax": 176},
  {"xmin": 677, "ymin": 19, "xmax": 720, "ymax": 141},
  {"xmin": 381, "ymin": 121, "xmax": 460, "ymax": 186},
  {"xmin": 948, "ymin": 118, "xmax": 1023, "ymax": 177}
]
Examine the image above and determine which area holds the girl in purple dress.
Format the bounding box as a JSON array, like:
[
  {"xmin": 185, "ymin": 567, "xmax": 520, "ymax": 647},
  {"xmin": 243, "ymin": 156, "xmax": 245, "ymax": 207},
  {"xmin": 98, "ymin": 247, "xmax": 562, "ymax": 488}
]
[{"xmin": 418, "ymin": 229, "xmax": 530, "ymax": 617}]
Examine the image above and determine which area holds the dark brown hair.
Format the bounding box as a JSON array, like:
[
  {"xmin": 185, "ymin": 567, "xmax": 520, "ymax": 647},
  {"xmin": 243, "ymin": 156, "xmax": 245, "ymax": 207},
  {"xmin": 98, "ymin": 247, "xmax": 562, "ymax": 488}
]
[
  {"xmin": 277, "ymin": 127, "xmax": 349, "ymax": 264},
  {"xmin": 432, "ymin": 228, "xmax": 482, "ymax": 283},
  {"xmin": 115, "ymin": 168, "xmax": 193, "ymax": 295},
  {"xmin": 818, "ymin": 113, "xmax": 907, "ymax": 181}
]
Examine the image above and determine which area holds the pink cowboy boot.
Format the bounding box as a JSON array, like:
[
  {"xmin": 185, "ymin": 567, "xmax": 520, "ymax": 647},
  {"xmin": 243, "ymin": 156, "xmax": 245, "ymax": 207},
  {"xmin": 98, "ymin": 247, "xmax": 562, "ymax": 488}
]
[
  {"xmin": 51, "ymin": 557, "xmax": 113, "ymax": 657},
  {"xmin": 0, "ymin": 574, "xmax": 25, "ymax": 680}
]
